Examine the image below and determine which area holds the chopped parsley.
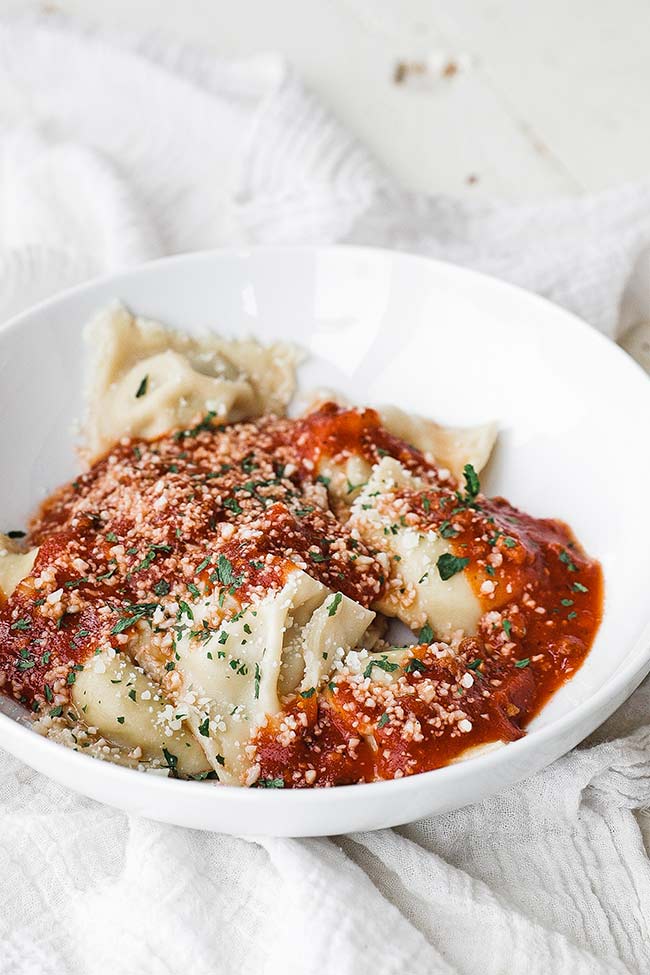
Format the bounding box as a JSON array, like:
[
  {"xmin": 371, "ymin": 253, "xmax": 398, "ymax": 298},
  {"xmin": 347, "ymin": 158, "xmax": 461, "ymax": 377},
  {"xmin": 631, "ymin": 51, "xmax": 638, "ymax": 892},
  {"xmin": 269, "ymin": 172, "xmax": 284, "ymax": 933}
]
[
  {"xmin": 162, "ymin": 747, "xmax": 179, "ymax": 777},
  {"xmin": 377, "ymin": 713, "xmax": 390, "ymax": 729},
  {"xmin": 346, "ymin": 479, "xmax": 366, "ymax": 495},
  {"xmin": 515, "ymin": 658, "xmax": 530, "ymax": 669},
  {"xmin": 363, "ymin": 656, "xmax": 399, "ymax": 679},
  {"xmin": 178, "ymin": 601, "xmax": 194, "ymax": 621},
  {"xmin": 436, "ymin": 553, "xmax": 469, "ymax": 581},
  {"xmin": 111, "ymin": 601, "xmax": 158, "ymax": 634},
  {"xmin": 502, "ymin": 619, "xmax": 512, "ymax": 638},
  {"xmin": 406, "ymin": 658, "xmax": 427, "ymax": 674},
  {"xmin": 438, "ymin": 520, "xmax": 458, "ymax": 539},
  {"xmin": 214, "ymin": 553, "xmax": 242, "ymax": 588},
  {"xmin": 256, "ymin": 778, "xmax": 284, "ymax": 789},
  {"xmin": 97, "ymin": 566, "xmax": 118, "ymax": 582},
  {"xmin": 154, "ymin": 579, "xmax": 170, "ymax": 597},
  {"xmin": 310, "ymin": 551, "xmax": 328, "ymax": 563},
  {"xmin": 559, "ymin": 549, "xmax": 578, "ymax": 572},
  {"xmin": 418, "ymin": 623, "xmax": 434, "ymax": 644},
  {"xmin": 135, "ymin": 375, "xmax": 148, "ymax": 398},
  {"xmin": 254, "ymin": 663, "xmax": 261, "ymax": 700},
  {"xmin": 198, "ymin": 716, "xmax": 210, "ymax": 737},
  {"xmin": 10, "ymin": 617, "xmax": 31, "ymax": 631},
  {"xmin": 300, "ymin": 687, "xmax": 316, "ymax": 699},
  {"xmin": 327, "ymin": 593, "xmax": 342, "ymax": 617},
  {"xmin": 135, "ymin": 543, "xmax": 172, "ymax": 573},
  {"xmin": 174, "ymin": 411, "xmax": 217, "ymax": 442},
  {"xmin": 463, "ymin": 463, "xmax": 480, "ymax": 499}
]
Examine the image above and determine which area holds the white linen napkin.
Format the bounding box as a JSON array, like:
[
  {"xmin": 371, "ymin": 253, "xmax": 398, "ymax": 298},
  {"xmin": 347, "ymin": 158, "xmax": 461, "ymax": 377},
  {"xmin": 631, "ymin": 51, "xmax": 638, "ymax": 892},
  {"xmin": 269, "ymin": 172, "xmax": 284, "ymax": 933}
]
[{"xmin": 1, "ymin": 16, "xmax": 650, "ymax": 975}]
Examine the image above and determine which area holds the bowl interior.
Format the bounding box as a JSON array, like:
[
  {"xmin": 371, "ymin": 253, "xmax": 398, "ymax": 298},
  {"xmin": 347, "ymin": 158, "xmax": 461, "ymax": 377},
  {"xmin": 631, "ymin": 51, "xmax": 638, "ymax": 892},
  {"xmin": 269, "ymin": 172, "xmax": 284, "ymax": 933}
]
[{"xmin": 2, "ymin": 246, "xmax": 650, "ymax": 742}]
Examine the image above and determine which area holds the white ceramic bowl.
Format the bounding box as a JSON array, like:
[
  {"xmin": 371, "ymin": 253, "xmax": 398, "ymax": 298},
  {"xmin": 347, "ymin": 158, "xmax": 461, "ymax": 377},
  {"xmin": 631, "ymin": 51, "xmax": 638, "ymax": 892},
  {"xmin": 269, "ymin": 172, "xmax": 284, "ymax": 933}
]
[{"xmin": 1, "ymin": 247, "xmax": 649, "ymax": 836}]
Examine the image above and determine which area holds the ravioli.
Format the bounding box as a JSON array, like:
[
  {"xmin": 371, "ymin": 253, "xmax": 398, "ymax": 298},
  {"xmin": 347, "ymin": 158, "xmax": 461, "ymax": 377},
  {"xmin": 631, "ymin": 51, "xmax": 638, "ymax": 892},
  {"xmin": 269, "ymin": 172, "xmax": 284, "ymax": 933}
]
[
  {"xmin": 298, "ymin": 397, "xmax": 496, "ymax": 512},
  {"xmin": 378, "ymin": 406, "xmax": 497, "ymax": 481},
  {"xmin": 72, "ymin": 650, "xmax": 211, "ymax": 775},
  {"xmin": 0, "ymin": 535, "xmax": 38, "ymax": 601},
  {"xmin": 349, "ymin": 458, "xmax": 482, "ymax": 639},
  {"xmin": 171, "ymin": 570, "xmax": 374, "ymax": 784},
  {"xmin": 83, "ymin": 303, "xmax": 298, "ymax": 459}
]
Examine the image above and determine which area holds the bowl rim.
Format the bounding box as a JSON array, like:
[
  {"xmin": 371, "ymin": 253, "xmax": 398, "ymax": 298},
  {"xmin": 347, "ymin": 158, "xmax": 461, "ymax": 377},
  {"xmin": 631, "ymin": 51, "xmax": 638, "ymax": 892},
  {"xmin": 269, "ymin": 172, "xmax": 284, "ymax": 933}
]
[{"xmin": 1, "ymin": 242, "xmax": 650, "ymax": 809}]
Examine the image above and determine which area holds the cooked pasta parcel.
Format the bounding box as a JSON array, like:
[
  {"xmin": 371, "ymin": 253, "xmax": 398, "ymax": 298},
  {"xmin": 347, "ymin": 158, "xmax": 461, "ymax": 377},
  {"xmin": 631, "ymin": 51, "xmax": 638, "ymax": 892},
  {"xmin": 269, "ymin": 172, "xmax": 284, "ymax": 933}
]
[{"xmin": 0, "ymin": 306, "xmax": 603, "ymax": 787}]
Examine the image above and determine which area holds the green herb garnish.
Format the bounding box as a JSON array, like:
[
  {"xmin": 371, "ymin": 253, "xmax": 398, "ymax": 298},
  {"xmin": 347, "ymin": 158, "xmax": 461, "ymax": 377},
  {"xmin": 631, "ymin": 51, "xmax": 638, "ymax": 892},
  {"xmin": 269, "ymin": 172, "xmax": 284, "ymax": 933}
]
[
  {"xmin": 327, "ymin": 593, "xmax": 342, "ymax": 617},
  {"xmin": 10, "ymin": 617, "xmax": 31, "ymax": 631},
  {"xmin": 439, "ymin": 520, "xmax": 458, "ymax": 539},
  {"xmin": 463, "ymin": 463, "xmax": 480, "ymax": 499},
  {"xmin": 559, "ymin": 549, "xmax": 577, "ymax": 572},
  {"xmin": 363, "ymin": 656, "xmax": 399, "ymax": 680},
  {"xmin": 406, "ymin": 658, "xmax": 426, "ymax": 674},
  {"xmin": 162, "ymin": 747, "xmax": 178, "ymax": 777},
  {"xmin": 418, "ymin": 623, "xmax": 434, "ymax": 644},
  {"xmin": 437, "ymin": 553, "xmax": 469, "ymax": 580}
]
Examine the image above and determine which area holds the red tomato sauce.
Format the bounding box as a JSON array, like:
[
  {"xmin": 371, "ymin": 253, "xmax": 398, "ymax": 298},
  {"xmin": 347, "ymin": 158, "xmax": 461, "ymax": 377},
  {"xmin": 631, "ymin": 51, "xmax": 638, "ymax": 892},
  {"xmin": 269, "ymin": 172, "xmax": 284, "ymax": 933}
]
[{"xmin": 0, "ymin": 405, "xmax": 603, "ymax": 786}]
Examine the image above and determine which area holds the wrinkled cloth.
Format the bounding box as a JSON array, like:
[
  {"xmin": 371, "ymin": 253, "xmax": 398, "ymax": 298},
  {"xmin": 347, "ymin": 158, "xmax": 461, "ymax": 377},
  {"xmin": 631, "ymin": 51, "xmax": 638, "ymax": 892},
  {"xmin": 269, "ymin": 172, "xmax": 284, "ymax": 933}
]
[{"xmin": 0, "ymin": 16, "xmax": 649, "ymax": 975}]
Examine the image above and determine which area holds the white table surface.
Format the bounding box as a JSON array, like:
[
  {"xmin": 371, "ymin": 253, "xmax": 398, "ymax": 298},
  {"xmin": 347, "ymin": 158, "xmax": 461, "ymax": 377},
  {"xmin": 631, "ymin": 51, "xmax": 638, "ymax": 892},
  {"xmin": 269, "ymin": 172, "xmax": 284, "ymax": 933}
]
[
  {"xmin": 2, "ymin": 0, "xmax": 649, "ymax": 202},
  {"xmin": 5, "ymin": 0, "xmax": 648, "ymax": 371}
]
